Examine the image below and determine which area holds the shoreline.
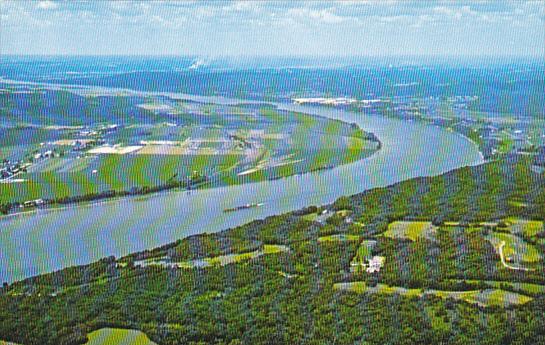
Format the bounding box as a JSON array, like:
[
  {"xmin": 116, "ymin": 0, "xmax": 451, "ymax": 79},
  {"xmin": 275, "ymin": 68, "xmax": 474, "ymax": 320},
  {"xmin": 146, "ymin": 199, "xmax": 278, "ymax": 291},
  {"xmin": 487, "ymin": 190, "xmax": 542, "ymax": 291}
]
[
  {"xmin": 0, "ymin": 94, "xmax": 483, "ymax": 284},
  {"xmin": 5, "ymin": 155, "xmax": 496, "ymax": 287},
  {"xmin": 0, "ymin": 128, "xmax": 381, "ymax": 220}
]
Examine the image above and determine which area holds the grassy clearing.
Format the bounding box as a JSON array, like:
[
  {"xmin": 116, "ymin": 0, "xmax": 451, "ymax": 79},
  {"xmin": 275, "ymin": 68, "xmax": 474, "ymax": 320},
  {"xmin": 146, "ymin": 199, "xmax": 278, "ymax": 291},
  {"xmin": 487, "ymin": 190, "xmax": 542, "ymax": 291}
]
[
  {"xmin": 84, "ymin": 328, "xmax": 156, "ymax": 345},
  {"xmin": 302, "ymin": 212, "xmax": 319, "ymax": 222},
  {"xmin": 447, "ymin": 279, "xmax": 545, "ymax": 295},
  {"xmin": 334, "ymin": 282, "xmax": 533, "ymax": 307},
  {"xmin": 432, "ymin": 289, "xmax": 532, "ymax": 308},
  {"xmin": 426, "ymin": 307, "xmax": 450, "ymax": 332},
  {"xmin": 373, "ymin": 284, "xmax": 423, "ymax": 297},
  {"xmin": 486, "ymin": 232, "xmax": 541, "ymax": 264},
  {"xmin": 504, "ymin": 218, "xmax": 544, "ymax": 238},
  {"xmin": 334, "ymin": 282, "xmax": 423, "ymax": 297},
  {"xmin": 206, "ymin": 244, "xmax": 288, "ymax": 265},
  {"xmin": 336, "ymin": 209, "xmax": 352, "ymax": 217},
  {"xmin": 508, "ymin": 200, "xmax": 528, "ymax": 208},
  {"xmin": 333, "ymin": 281, "xmax": 368, "ymax": 294},
  {"xmin": 137, "ymin": 245, "xmax": 289, "ymax": 269},
  {"xmin": 382, "ymin": 221, "xmax": 437, "ymax": 241},
  {"xmin": 318, "ymin": 234, "xmax": 360, "ymax": 243}
]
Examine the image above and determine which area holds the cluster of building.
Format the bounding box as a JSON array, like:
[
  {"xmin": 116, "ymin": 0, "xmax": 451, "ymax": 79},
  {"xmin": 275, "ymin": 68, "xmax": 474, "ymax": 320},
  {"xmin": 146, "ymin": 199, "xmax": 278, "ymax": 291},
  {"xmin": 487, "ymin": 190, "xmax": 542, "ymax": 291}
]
[
  {"xmin": 33, "ymin": 150, "xmax": 54, "ymax": 160},
  {"xmin": 22, "ymin": 198, "xmax": 45, "ymax": 208},
  {"xmin": 1, "ymin": 146, "xmax": 62, "ymax": 180},
  {"xmin": 351, "ymin": 255, "xmax": 386, "ymax": 274},
  {"xmin": 79, "ymin": 124, "xmax": 118, "ymax": 137},
  {"xmin": 366, "ymin": 256, "xmax": 386, "ymax": 273},
  {"xmin": 0, "ymin": 160, "xmax": 31, "ymax": 180}
]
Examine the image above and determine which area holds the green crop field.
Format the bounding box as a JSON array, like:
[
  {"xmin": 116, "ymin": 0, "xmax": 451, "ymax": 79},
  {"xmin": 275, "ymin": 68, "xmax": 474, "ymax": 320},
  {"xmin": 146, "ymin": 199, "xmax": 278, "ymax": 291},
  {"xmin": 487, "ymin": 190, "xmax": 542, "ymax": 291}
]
[{"xmin": 0, "ymin": 154, "xmax": 240, "ymax": 204}]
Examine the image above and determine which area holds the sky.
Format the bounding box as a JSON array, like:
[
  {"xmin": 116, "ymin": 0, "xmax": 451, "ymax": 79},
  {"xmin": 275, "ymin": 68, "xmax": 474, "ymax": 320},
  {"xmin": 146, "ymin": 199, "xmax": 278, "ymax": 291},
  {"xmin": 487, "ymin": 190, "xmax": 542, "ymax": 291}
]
[{"xmin": 1, "ymin": 0, "xmax": 544, "ymax": 57}]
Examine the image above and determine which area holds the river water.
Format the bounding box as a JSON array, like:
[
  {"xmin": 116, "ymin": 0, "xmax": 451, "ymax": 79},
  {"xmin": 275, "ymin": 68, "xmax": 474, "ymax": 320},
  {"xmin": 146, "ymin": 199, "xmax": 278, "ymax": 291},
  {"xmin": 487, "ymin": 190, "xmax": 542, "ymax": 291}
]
[{"xmin": 0, "ymin": 99, "xmax": 484, "ymax": 283}]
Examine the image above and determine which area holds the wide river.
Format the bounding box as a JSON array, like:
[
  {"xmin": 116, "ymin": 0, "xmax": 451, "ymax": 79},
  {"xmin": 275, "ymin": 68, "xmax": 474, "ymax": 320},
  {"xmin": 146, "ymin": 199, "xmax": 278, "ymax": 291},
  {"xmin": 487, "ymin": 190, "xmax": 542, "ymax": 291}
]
[{"xmin": 0, "ymin": 98, "xmax": 484, "ymax": 283}]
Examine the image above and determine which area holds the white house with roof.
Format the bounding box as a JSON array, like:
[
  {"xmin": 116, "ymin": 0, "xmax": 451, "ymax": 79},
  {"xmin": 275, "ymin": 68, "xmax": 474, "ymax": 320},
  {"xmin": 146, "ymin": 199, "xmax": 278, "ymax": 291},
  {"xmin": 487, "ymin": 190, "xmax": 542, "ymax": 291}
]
[{"xmin": 366, "ymin": 256, "xmax": 385, "ymax": 273}]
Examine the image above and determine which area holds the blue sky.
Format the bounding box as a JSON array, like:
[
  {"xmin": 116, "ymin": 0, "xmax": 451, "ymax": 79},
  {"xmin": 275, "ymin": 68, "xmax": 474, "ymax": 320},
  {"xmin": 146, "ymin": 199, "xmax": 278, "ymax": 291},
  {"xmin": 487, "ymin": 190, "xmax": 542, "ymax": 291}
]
[{"xmin": 1, "ymin": 0, "xmax": 544, "ymax": 57}]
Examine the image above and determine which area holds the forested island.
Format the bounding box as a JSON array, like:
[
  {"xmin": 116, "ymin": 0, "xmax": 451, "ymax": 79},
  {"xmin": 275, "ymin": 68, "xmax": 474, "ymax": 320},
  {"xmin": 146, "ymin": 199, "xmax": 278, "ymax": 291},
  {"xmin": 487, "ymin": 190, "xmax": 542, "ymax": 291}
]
[{"xmin": 1, "ymin": 155, "xmax": 544, "ymax": 345}]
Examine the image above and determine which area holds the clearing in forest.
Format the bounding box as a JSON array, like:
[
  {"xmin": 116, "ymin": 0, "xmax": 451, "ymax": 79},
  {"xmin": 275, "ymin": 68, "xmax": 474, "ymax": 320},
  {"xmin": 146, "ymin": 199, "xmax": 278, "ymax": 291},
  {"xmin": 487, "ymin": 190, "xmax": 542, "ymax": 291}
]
[
  {"xmin": 318, "ymin": 234, "xmax": 360, "ymax": 243},
  {"xmin": 84, "ymin": 328, "xmax": 157, "ymax": 345},
  {"xmin": 447, "ymin": 279, "xmax": 545, "ymax": 295},
  {"xmin": 382, "ymin": 221, "xmax": 437, "ymax": 241},
  {"xmin": 333, "ymin": 282, "xmax": 533, "ymax": 308},
  {"xmin": 134, "ymin": 244, "xmax": 289, "ymax": 269},
  {"xmin": 503, "ymin": 218, "xmax": 544, "ymax": 238},
  {"xmin": 486, "ymin": 232, "xmax": 541, "ymax": 265}
]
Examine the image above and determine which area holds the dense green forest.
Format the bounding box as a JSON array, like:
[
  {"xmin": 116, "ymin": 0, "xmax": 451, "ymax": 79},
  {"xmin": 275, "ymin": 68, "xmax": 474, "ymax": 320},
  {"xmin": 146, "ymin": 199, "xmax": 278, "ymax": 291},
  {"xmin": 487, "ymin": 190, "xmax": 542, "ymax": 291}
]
[{"xmin": 1, "ymin": 156, "xmax": 545, "ymax": 345}]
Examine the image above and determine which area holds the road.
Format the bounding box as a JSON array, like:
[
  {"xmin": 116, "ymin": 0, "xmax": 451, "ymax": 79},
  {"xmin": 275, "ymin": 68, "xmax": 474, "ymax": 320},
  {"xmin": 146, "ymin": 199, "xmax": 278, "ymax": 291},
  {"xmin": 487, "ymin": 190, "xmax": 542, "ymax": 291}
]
[{"xmin": 497, "ymin": 241, "xmax": 535, "ymax": 272}]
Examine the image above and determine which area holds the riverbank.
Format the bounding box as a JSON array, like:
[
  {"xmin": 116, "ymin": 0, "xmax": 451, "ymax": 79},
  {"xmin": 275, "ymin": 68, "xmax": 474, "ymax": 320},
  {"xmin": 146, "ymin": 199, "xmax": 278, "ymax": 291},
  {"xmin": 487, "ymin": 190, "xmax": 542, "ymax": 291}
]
[{"xmin": 0, "ymin": 97, "xmax": 483, "ymax": 284}]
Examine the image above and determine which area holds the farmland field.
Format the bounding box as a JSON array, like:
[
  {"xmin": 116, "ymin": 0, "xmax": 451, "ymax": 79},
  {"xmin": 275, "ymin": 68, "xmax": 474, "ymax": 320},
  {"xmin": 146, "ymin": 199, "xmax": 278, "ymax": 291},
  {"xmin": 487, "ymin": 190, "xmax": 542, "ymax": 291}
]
[
  {"xmin": 0, "ymin": 154, "xmax": 240, "ymax": 203},
  {"xmin": 0, "ymin": 87, "xmax": 380, "ymax": 208}
]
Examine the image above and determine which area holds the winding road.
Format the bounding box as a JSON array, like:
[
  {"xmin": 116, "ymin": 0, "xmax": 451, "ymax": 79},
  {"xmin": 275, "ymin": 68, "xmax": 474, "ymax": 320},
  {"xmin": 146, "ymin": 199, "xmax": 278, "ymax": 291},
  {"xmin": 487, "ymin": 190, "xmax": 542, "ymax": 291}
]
[{"xmin": 497, "ymin": 241, "xmax": 535, "ymax": 272}]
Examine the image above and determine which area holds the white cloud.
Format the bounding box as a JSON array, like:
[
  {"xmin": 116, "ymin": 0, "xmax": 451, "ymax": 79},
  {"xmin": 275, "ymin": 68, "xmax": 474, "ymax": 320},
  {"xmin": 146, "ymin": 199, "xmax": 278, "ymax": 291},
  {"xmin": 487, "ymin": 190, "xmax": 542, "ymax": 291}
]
[
  {"xmin": 2, "ymin": 0, "xmax": 542, "ymax": 56},
  {"xmin": 287, "ymin": 7, "xmax": 351, "ymax": 24},
  {"xmin": 226, "ymin": 1, "xmax": 261, "ymax": 12},
  {"xmin": 433, "ymin": 5, "xmax": 476, "ymax": 20},
  {"xmin": 37, "ymin": 0, "xmax": 58, "ymax": 10},
  {"xmin": 338, "ymin": 0, "xmax": 399, "ymax": 6}
]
